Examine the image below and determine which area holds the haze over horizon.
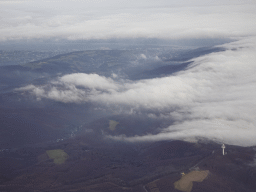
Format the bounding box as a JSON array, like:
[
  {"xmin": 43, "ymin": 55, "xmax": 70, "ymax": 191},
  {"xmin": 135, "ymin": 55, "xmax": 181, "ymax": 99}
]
[
  {"xmin": 1, "ymin": 0, "xmax": 255, "ymax": 41},
  {"xmin": 2, "ymin": 0, "xmax": 256, "ymax": 147}
]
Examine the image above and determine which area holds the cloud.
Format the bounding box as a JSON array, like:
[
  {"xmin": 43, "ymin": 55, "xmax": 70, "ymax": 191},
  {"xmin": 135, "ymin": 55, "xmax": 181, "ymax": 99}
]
[
  {"xmin": 15, "ymin": 73, "xmax": 118, "ymax": 103},
  {"xmin": 0, "ymin": 1, "xmax": 256, "ymax": 41},
  {"xmin": 16, "ymin": 37, "xmax": 256, "ymax": 146},
  {"xmin": 16, "ymin": 84, "xmax": 87, "ymax": 103},
  {"xmin": 139, "ymin": 54, "xmax": 147, "ymax": 60},
  {"xmin": 9, "ymin": 0, "xmax": 256, "ymax": 147},
  {"xmin": 59, "ymin": 73, "xmax": 119, "ymax": 91},
  {"xmin": 109, "ymin": 119, "xmax": 256, "ymax": 147}
]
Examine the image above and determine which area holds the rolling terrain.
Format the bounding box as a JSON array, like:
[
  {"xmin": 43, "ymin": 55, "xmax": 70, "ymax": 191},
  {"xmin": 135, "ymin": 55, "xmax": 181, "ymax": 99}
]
[{"xmin": 0, "ymin": 45, "xmax": 255, "ymax": 191}]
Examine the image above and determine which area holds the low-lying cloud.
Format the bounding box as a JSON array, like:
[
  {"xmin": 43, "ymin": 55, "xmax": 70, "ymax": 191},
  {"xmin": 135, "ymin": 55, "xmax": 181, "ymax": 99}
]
[
  {"xmin": 16, "ymin": 37, "xmax": 256, "ymax": 146},
  {"xmin": 8, "ymin": 0, "xmax": 256, "ymax": 147}
]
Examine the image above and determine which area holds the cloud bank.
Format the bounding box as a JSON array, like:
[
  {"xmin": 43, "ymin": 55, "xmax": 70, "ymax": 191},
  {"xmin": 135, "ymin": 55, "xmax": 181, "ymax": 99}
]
[
  {"xmin": 17, "ymin": 37, "xmax": 256, "ymax": 146},
  {"xmin": 7, "ymin": 0, "xmax": 256, "ymax": 147},
  {"xmin": 0, "ymin": 0, "xmax": 256, "ymax": 41}
]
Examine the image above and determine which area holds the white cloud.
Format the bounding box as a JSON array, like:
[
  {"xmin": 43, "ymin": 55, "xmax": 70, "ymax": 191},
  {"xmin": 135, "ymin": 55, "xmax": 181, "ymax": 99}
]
[
  {"xmin": 16, "ymin": 37, "xmax": 256, "ymax": 146},
  {"xmin": 111, "ymin": 73, "xmax": 118, "ymax": 78},
  {"xmin": 9, "ymin": 0, "xmax": 256, "ymax": 147},
  {"xmin": 109, "ymin": 119, "xmax": 256, "ymax": 146},
  {"xmin": 0, "ymin": 1, "xmax": 256, "ymax": 41},
  {"xmin": 59, "ymin": 73, "xmax": 119, "ymax": 91},
  {"xmin": 139, "ymin": 54, "xmax": 147, "ymax": 59}
]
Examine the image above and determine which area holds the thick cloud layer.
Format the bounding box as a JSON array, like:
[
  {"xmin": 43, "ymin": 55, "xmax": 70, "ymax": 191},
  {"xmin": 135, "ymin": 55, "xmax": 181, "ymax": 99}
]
[
  {"xmin": 17, "ymin": 37, "xmax": 256, "ymax": 146},
  {"xmin": 0, "ymin": 0, "xmax": 256, "ymax": 41}
]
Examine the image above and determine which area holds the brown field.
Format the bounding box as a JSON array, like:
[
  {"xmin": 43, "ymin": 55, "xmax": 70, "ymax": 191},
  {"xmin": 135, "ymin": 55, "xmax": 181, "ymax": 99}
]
[{"xmin": 174, "ymin": 170, "xmax": 209, "ymax": 192}]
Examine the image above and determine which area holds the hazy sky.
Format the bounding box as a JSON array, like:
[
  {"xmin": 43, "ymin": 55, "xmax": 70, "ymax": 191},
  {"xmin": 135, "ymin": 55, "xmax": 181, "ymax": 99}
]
[{"xmin": 1, "ymin": 0, "xmax": 256, "ymax": 41}]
